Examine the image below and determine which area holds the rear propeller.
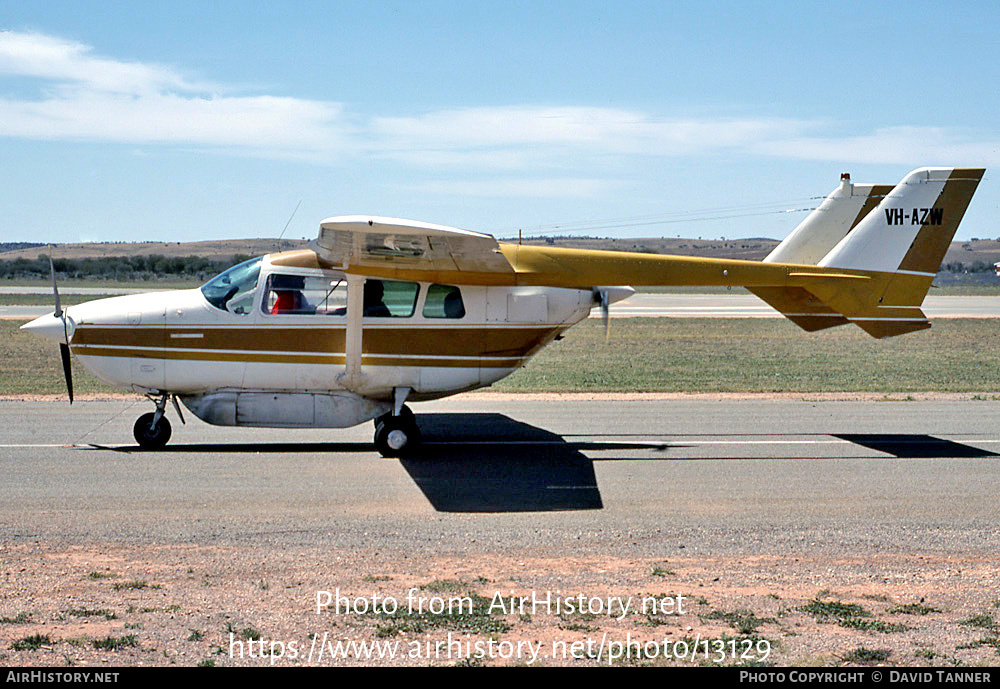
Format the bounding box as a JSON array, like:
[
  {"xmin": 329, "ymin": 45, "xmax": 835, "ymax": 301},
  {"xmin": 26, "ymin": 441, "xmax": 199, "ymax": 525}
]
[
  {"xmin": 597, "ymin": 288, "xmax": 611, "ymax": 343},
  {"xmin": 48, "ymin": 249, "xmax": 74, "ymax": 404},
  {"xmin": 592, "ymin": 286, "xmax": 636, "ymax": 343}
]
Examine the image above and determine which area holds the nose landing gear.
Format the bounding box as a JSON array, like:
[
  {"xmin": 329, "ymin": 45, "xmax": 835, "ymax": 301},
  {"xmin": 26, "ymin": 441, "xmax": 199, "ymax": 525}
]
[
  {"xmin": 133, "ymin": 392, "xmax": 180, "ymax": 449},
  {"xmin": 133, "ymin": 411, "xmax": 172, "ymax": 449}
]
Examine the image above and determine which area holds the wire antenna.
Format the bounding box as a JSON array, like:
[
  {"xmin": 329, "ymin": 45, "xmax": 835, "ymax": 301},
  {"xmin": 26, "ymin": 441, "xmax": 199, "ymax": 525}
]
[{"xmin": 276, "ymin": 199, "xmax": 303, "ymax": 245}]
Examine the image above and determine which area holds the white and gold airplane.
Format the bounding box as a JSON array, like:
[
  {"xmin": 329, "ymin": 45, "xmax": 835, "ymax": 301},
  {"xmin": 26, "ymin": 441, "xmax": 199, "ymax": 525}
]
[{"xmin": 21, "ymin": 167, "xmax": 984, "ymax": 455}]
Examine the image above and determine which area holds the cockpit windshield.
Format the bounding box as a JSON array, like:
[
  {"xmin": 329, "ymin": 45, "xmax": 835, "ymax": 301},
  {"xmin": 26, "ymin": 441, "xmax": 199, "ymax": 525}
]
[{"xmin": 200, "ymin": 257, "xmax": 262, "ymax": 314}]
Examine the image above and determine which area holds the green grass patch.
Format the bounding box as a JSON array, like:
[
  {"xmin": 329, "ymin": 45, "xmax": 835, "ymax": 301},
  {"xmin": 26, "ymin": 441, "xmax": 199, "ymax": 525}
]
[
  {"xmin": 799, "ymin": 598, "xmax": 870, "ymax": 621},
  {"xmin": 0, "ymin": 613, "xmax": 31, "ymax": 624},
  {"xmin": 66, "ymin": 608, "xmax": 117, "ymax": 621},
  {"xmin": 421, "ymin": 579, "xmax": 471, "ymax": 593},
  {"xmin": 843, "ymin": 647, "xmax": 891, "ymax": 663},
  {"xmin": 10, "ymin": 634, "xmax": 52, "ymax": 651},
  {"xmin": 239, "ymin": 627, "xmax": 261, "ymax": 641},
  {"xmin": 838, "ymin": 618, "xmax": 909, "ymax": 633},
  {"xmin": 957, "ymin": 636, "xmax": 1000, "ymax": 651},
  {"xmin": 0, "ymin": 294, "xmax": 121, "ymax": 306},
  {"xmin": 112, "ymin": 580, "xmax": 155, "ymax": 591},
  {"xmin": 92, "ymin": 634, "xmax": 138, "ymax": 651},
  {"xmin": 888, "ymin": 603, "xmax": 942, "ymax": 616},
  {"xmin": 495, "ymin": 318, "xmax": 1000, "ymax": 393},
  {"xmin": 959, "ymin": 614, "xmax": 996, "ymax": 630},
  {"xmin": 372, "ymin": 592, "xmax": 509, "ymax": 638}
]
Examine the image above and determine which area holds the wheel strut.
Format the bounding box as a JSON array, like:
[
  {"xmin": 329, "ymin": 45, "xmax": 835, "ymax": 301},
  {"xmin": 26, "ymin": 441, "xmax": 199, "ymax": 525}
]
[{"xmin": 134, "ymin": 392, "xmax": 173, "ymax": 449}]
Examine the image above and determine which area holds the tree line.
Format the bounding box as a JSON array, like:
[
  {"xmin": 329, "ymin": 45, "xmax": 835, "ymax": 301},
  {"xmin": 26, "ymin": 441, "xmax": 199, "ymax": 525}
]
[
  {"xmin": 0, "ymin": 254, "xmax": 254, "ymax": 281},
  {"xmin": 940, "ymin": 260, "xmax": 996, "ymax": 274}
]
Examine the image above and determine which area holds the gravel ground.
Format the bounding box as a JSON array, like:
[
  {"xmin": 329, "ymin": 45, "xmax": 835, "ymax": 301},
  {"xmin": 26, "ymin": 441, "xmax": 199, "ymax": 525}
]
[{"xmin": 1, "ymin": 544, "xmax": 999, "ymax": 667}]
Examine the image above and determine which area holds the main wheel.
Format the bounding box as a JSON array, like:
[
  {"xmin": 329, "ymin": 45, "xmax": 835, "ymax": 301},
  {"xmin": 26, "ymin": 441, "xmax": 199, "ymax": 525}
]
[
  {"xmin": 133, "ymin": 412, "xmax": 172, "ymax": 449},
  {"xmin": 373, "ymin": 412, "xmax": 421, "ymax": 458}
]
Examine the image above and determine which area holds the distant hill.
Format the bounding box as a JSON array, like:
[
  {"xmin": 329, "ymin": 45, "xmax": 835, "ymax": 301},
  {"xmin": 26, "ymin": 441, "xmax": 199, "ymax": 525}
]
[
  {"xmin": 1, "ymin": 235, "xmax": 997, "ymax": 268},
  {"xmin": 0, "ymin": 242, "xmax": 46, "ymax": 254},
  {"xmin": 507, "ymin": 236, "xmax": 781, "ymax": 261}
]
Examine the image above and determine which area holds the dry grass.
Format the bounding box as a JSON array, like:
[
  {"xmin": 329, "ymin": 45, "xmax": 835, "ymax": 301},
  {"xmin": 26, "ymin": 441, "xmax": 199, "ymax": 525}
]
[{"xmin": 496, "ymin": 318, "xmax": 1000, "ymax": 393}]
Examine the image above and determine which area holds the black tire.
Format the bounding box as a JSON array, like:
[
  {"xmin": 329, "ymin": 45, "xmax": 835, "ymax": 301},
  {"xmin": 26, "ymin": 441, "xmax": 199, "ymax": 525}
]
[
  {"xmin": 373, "ymin": 413, "xmax": 421, "ymax": 458},
  {"xmin": 133, "ymin": 412, "xmax": 172, "ymax": 449},
  {"xmin": 374, "ymin": 405, "xmax": 415, "ymax": 429}
]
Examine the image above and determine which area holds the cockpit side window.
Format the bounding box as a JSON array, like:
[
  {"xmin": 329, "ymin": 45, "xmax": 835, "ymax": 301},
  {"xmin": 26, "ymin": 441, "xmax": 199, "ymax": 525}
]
[
  {"xmin": 200, "ymin": 257, "xmax": 262, "ymax": 314},
  {"xmin": 422, "ymin": 284, "xmax": 465, "ymax": 319},
  {"xmin": 363, "ymin": 279, "xmax": 419, "ymax": 318},
  {"xmin": 263, "ymin": 273, "xmax": 347, "ymax": 316}
]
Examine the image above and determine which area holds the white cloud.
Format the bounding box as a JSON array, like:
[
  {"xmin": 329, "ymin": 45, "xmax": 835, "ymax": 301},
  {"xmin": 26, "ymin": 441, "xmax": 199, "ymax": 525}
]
[
  {"xmin": 0, "ymin": 31, "xmax": 207, "ymax": 94},
  {"xmin": 405, "ymin": 177, "xmax": 623, "ymax": 198},
  {"xmin": 754, "ymin": 126, "xmax": 1000, "ymax": 167},
  {"xmin": 0, "ymin": 30, "xmax": 352, "ymax": 160},
  {"xmin": 371, "ymin": 107, "xmax": 811, "ymax": 159},
  {"xmin": 0, "ymin": 30, "xmax": 998, "ymax": 174}
]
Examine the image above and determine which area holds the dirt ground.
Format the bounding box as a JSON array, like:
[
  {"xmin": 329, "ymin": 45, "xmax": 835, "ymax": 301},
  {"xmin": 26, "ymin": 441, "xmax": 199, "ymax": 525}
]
[{"xmin": 1, "ymin": 543, "xmax": 998, "ymax": 667}]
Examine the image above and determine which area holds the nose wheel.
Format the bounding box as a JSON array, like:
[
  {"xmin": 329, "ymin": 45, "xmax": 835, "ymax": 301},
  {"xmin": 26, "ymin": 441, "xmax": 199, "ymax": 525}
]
[
  {"xmin": 133, "ymin": 412, "xmax": 172, "ymax": 449},
  {"xmin": 133, "ymin": 392, "xmax": 178, "ymax": 449},
  {"xmin": 373, "ymin": 406, "xmax": 420, "ymax": 457}
]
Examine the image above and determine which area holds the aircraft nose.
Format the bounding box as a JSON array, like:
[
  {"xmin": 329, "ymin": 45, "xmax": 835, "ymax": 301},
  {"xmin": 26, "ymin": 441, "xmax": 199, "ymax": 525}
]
[{"xmin": 20, "ymin": 312, "xmax": 70, "ymax": 343}]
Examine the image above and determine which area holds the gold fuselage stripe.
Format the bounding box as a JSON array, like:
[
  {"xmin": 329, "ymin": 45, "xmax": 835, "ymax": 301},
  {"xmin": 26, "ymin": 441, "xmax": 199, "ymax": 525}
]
[{"xmin": 70, "ymin": 324, "xmax": 564, "ymax": 368}]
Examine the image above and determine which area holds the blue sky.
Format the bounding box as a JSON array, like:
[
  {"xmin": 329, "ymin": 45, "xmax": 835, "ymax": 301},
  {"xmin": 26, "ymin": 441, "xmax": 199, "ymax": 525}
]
[{"xmin": 1, "ymin": 1, "xmax": 998, "ymax": 244}]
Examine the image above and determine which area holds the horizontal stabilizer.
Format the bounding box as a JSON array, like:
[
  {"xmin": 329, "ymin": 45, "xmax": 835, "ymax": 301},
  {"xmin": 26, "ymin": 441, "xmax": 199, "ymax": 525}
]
[{"xmin": 746, "ymin": 286, "xmax": 848, "ymax": 332}]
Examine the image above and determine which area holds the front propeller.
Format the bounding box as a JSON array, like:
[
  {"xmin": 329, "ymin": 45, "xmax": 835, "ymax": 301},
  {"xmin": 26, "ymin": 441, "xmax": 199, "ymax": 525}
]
[{"xmin": 49, "ymin": 250, "xmax": 74, "ymax": 404}]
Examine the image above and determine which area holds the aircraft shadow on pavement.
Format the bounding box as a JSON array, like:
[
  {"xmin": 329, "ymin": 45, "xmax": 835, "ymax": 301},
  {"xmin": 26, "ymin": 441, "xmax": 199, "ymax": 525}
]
[
  {"xmin": 834, "ymin": 434, "xmax": 1000, "ymax": 458},
  {"xmin": 99, "ymin": 442, "xmax": 373, "ymax": 453},
  {"xmin": 105, "ymin": 413, "xmax": 668, "ymax": 513},
  {"xmin": 400, "ymin": 413, "xmax": 662, "ymax": 513}
]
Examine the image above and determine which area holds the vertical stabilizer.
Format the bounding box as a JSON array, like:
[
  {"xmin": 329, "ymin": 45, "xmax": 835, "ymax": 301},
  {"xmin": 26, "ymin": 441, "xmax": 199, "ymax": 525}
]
[
  {"xmin": 764, "ymin": 173, "xmax": 893, "ymax": 265},
  {"xmin": 818, "ymin": 168, "xmax": 984, "ymax": 274}
]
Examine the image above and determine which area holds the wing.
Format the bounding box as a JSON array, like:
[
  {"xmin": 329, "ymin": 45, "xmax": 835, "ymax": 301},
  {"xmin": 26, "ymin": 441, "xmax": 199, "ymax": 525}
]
[{"xmin": 311, "ymin": 215, "xmax": 514, "ymax": 275}]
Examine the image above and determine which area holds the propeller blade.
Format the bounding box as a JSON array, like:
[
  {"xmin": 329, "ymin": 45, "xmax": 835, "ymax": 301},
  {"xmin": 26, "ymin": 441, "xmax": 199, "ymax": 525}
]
[
  {"xmin": 49, "ymin": 247, "xmax": 73, "ymax": 404},
  {"xmin": 48, "ymin": 249, "xmax": 62, "ymax": 318},
  {"xmin": 59, "ymin": 342, "xmax": 74, "ymax": 405},
  {"xmin": 600, "ymin": 289, "xmax": 610, "ymax": 343}
]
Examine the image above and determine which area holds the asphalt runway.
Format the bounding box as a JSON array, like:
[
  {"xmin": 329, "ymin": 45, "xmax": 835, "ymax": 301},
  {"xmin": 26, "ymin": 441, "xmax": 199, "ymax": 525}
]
[
  {"xmin": 2, "ymin": 398, "xmax": 999, "ymax": 557},
  {"xmin": 588, "ymin": 294, "xmax": 1000, "ymax": 318},
  {"xmin": 4, "ymin": 293, "xmax": 999, "ymax": 319}
]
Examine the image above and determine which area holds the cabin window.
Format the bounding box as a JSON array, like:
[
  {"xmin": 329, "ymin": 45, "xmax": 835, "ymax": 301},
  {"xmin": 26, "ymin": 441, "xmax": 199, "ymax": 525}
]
[
  {"xmin": 263, "ymin": 273, "xmax": 347, "ymax": 316},
  {"xmin": 201, "ymin": 257, "xmax": 262, "ymax": 314},
  {"xmin": 422, "ymin": 284, "xmax": 466, "ymax": 319},
  {"xmin": 363, "ymin": 279, "xmax": 419, "ymax": 318}
]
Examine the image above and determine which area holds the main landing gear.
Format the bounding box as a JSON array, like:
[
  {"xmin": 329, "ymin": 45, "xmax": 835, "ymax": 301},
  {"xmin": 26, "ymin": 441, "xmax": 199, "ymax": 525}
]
[
  {"xmin": 133, "ymin": 392, "xmax": 181, "ymax": 449},
  {"xmin": 373, "ymin": 405, "xmax": 421, "ymax": 457}
]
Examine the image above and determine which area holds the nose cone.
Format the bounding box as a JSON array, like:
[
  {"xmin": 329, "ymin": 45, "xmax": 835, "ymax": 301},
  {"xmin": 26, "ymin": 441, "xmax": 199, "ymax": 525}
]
[{"xmin": 20, "ymin": 312, "xmax": 69, "ymax": 343}]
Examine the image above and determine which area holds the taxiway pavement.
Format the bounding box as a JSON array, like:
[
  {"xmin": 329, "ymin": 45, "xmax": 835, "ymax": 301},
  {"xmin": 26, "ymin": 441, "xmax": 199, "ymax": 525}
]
[{"xmin": 2, "ymin": 397, "xmax": 998, "ymax": 557}]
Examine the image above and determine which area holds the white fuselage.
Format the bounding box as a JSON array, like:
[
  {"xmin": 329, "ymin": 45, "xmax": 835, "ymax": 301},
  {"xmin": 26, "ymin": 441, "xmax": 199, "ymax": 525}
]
[{"xmin": 31, "ymin": 252, "xmax": 606, "ymax": 428}]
